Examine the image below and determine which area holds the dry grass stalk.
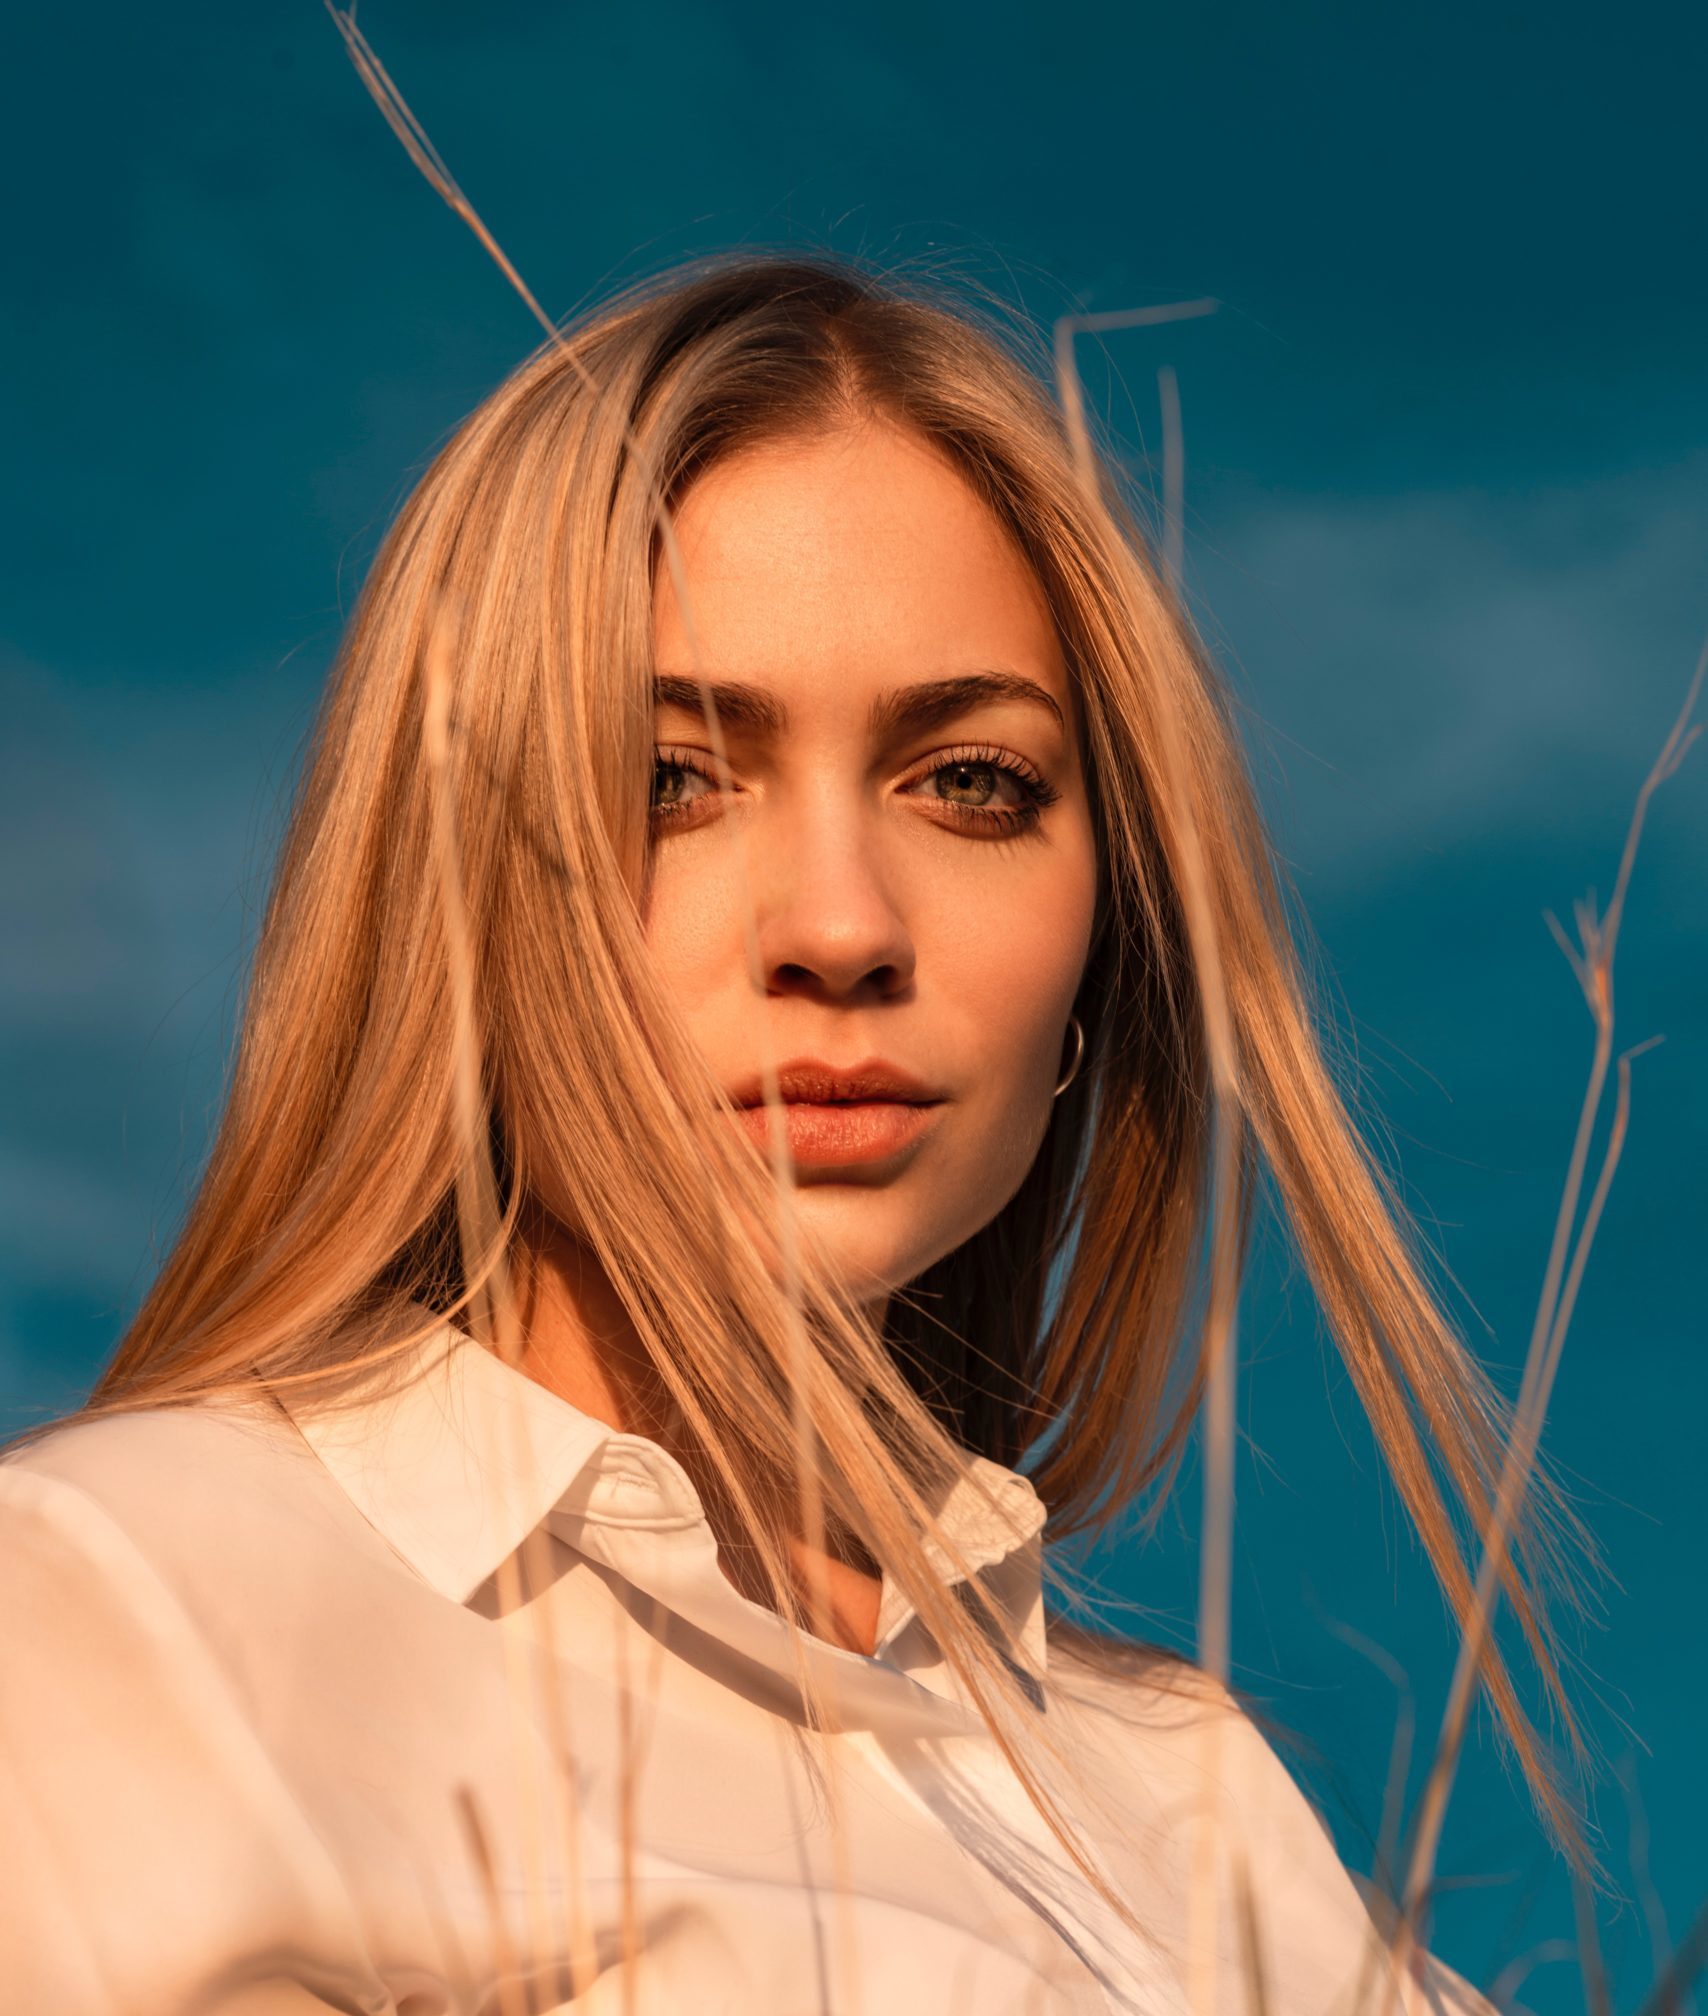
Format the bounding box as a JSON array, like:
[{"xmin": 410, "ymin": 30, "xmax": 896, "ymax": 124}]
[
  {"xmin": 331, "ymin": 10, "xmax": 871, "ymax": 2004},
  {"xmin": 1635, "ymin": 1898, "xmax": 1708, "ymax": 2016},
  {"xmin": 324, "ymin": 1, "xmax": 556, "ymax": 342},
  {"xmin": 1233, "ymin": 1853, "xmax": 1274, "ymax": 2016},
  {"xmin": 456, "ymin": 1783, "xmax": 526, "ymax": 2016},
  {"xmin": 611, "ymin": 1602, "xmax": 641, "ymax": 2016},
  {"xmin": 1488, "ymin": 1937, "xmax": 1577, "ymax": 2010},
  {"xmin": 426, "ymin": 611, "xmax": 553, "ymax": 1974},
  {"xmin": 427, "ymin": 610, "xmax": 607, "ymax": 2005},
  {"xmin": 1158, "ymin": 363, "xmax": 1186, "ymax": 591},
  {"xmin": 1618, "ymin": 1757, "xmax": 1689, "ymax": 2013},
  {"xmin": 1573, "ymin": 1869, "xmax": 1613, "ymax": 2016},
  {"xmin": 1388, "ymin": 638, "xmax": 1706, "ymax": 1999},
  {"xmin": 1321, "ymin": 1621, "xmax": 1417, "ymax": 2016},
  {"xmin": 329, "ymin": 18, "xmax": 1708, "ymax": 2012},
  {"xmin": 323, "ymin": 0, "xmax": 839, "ymax": 1637},
  {"xmin": 1053, "ymin": 301, "xmax": 1245, "ymax": 2016},
  {"xmin": 1051, "ymin": 300, "xmax": 1218, "ymax": 492}
]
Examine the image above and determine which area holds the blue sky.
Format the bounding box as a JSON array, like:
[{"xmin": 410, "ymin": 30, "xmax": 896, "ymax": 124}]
[{"xmin": 3, "ymin": 4, "xmax": 1704, "ymax": 2008}]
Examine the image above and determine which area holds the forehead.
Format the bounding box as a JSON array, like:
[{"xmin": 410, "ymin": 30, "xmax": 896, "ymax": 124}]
[{"xmin": 653, "ymin": 420, "xmax": 1067, "ymax": 704}]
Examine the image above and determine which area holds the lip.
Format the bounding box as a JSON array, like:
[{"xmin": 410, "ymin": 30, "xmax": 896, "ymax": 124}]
[
  {"xmin": 725, "ymin": 1057, "xmax": 945, "ymax": 1170},
  {"xmin": 727, "ymin": 1058, "xmax": 942, "ymax": 1108}
]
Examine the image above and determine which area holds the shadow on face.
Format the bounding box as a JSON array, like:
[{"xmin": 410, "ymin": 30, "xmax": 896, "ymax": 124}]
[{"xmin": 644, "ymin": 417, "xmax": 1099, "ymax": 1301}]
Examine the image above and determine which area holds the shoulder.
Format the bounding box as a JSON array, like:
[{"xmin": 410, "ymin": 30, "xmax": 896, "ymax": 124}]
[
  {"xmin": 1045, "ymin": 1626, "xmax": 1347, "ymax": 1871},
  {"xmin": 0, "ymin": 1402, "xmax": 293, "ymax": 1668},
  {"xmin": 0, "ymin": 1397, "xmax": 372, "ymax": 1689},
  {"xmin": 4, "ymin": 1392, "xmax": 304, "ymax": 1508},
  {"xmin": 1043, "ymin": 1626, "xmax": 1495, "ymax": 2015},
  {"xmin": 3, "ymin": 1399, "xmax": 273, "ymax": 1554},
  {"xmin": 0, "ymin": 1409, "xmax": 294, "ymax": 1755},
  {"xmin": 0, "ymin": 1408, "xmax": 389, "ymax": 2012}
]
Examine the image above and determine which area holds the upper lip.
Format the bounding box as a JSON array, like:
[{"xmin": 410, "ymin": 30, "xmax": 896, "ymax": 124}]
[{"xmin": 727, "ymin": 1058, "xmax": 943, "ymax": 1107}]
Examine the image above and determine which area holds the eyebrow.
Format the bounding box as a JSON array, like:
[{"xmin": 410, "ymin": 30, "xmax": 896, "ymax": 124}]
[
  {"xmin": 651, "ymin": 670, "xmax": 1066, "ymax": 739},
  {"xmin": 869, "ymin": 672, "xmax": 1067, "ymax": 740},
  {"xmin": 652, "ymin": 675, "xmax": 787, "ymax": 737}
]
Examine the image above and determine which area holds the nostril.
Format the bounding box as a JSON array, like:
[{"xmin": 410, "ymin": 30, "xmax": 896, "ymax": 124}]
[{"xmin": 763, "ymin": 966, "xmax": 913, "ymax": 1008}]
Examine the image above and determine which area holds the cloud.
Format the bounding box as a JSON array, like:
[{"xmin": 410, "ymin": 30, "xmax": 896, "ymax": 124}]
[{"xmin": 1190, "ymin": 453, "xmax": 1708, "ymax": 898}]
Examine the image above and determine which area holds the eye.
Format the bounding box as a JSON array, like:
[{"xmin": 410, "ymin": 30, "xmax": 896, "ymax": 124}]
[
  {"xmin": 903, "ymin": 744, "xmax": 1060, "ymax": 834},
  {"xmin": 649, "ymin": 748, "xmax": 727, "ymax": 826},
  {"xmin": 931, "ymin": 759, "xmax": 1017, "ymax": 809}
]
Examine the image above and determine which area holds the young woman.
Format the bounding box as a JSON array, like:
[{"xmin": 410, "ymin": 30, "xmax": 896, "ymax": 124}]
[{"xmin": 0, "ymin": 253, "xmax": 1576, "ymax": 2014}]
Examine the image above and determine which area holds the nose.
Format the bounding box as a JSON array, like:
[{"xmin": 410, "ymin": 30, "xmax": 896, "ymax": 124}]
[{"xmin": 749, "ymin": 796, "xmax": 916, "ymax": 1005}]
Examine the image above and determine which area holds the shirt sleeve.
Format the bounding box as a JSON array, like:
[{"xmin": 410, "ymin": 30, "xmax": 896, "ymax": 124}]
[{"xmin": 0, "ymin": 1463, "xmax": 393, "ymax": 2016}]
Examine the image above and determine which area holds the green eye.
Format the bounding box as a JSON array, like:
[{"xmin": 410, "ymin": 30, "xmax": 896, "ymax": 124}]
[
  {"xmin": 910, "ymin": 745, "xmax": 1058, "ymax": 832},
  {"xmin": 933, "ymin": 761, "xmax": 1000, "ymax": 806},
  {"xmin": 652, "ymin": 760, "xmax": 691, "ymax": 808},
  {"xmin": 649, "ymin": 750, "xmax": 725, "ymax": 826}
]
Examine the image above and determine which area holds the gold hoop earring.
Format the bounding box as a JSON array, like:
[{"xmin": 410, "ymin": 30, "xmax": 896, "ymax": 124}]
[{"xmin": 1052, "ymin": 1013, "xmax": 1085, "ymax": 1099}]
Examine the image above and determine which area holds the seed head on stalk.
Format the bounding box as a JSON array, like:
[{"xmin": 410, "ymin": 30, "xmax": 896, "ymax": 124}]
[
  {"xmin": 1382, "ymin": 638, "xmax": 1703, "ymax": 2008},
  {"xmin": 328, "ymin": 7, "xmax": 870, "ymax": 2000},
  {"xmin": 1054, "ymin": 300, "xmax": 1245, "ymax": 2016}
]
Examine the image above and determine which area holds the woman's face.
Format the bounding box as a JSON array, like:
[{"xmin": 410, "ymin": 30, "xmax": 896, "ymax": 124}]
[{"xmin": 645, "ymin": 417, "xmax": 1099, "ymax": 1301}]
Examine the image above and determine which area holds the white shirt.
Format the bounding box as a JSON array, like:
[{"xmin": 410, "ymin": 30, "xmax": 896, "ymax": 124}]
[{"xmin": 0, "ymin": 1319, "xmax": 1489, "ymax": 2015}]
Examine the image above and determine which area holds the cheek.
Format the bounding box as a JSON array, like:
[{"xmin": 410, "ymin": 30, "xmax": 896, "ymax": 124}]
[
  {"xmin": 959, "ymin": 925, "xmax": 1082, "ymax": 1082},
  {"xmin": 930, "ymin": 827, "xmax": 1100, "ymax": 1126},
  {"xmin": 639, "ymin": 851, "xmax": 745, "ymax": 1019},
  {"xmin": 904, "ymin": 832, "xmax": 1097, "ymax": 1269}
]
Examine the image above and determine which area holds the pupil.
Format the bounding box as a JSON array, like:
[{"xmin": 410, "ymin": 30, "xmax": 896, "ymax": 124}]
[{"xmin": 943, "ymin": 762, "xmax": 993, "ymax": 804}]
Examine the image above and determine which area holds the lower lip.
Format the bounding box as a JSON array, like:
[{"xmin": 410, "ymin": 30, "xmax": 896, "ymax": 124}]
[{"xmin": 731, "ymin": 1100, "xmax": 943, "ymax": 1167}]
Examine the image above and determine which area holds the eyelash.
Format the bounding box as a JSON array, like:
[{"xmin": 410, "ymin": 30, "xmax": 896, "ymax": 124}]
[
  {"xmin": 648, "ymin": 743, "xmax": 1061, "ymax": 835},
  {"xmin": 647, "ymin": 747, "xmax": 728, "ymax": 827},
  {"xmin": 907, "ymin": 742, "xmax": 1062, "ymax": 832}
]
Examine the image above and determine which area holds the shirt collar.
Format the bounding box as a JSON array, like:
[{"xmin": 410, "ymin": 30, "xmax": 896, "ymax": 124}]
[
  {"xmin": 278, "ymin": 1318, "xmax": 611, "ymax": 1606},
  {"xmin": 280, "ymin": 1316, "xmax": 1048, "ymax": 1690}
]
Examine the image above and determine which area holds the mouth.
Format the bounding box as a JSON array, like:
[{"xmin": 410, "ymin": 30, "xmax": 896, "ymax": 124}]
[{"xmin": 726, "ymin": 1058, "xmax": 946, "ymax": 1170}]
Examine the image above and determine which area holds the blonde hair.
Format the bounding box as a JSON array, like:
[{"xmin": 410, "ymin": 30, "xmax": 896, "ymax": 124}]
[{"xmin": 78, "ymin": 252, "xmax": 1584, "ymax": 1914}]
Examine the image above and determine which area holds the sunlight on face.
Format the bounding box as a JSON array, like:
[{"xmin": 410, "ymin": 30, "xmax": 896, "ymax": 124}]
[{"xmin": 645, "ymin": 417, "xmax": 1099, "ymax": 1299}]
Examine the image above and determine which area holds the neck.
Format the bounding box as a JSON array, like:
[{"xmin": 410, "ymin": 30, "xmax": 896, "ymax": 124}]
[{"xmin": 509, "ymin": 1205, "xmax": 885, "ymax": 1657}]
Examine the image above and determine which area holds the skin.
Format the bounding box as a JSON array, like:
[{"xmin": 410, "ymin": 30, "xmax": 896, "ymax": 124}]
[{"xmin": 519, "ymin": 415, "xmax": 1100, "ymax": 1651}]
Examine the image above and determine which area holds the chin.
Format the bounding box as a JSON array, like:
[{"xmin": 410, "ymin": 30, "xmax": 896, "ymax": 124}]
[{"xmin": 785, "ymin": 1186, "xmax": 952, "ymax": 1304}]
